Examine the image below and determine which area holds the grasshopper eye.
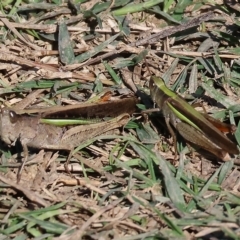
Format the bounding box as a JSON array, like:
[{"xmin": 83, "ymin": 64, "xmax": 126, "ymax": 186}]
[{"xmin": 9, "ymin": 111, "xmax": 18, "ymax": 123}]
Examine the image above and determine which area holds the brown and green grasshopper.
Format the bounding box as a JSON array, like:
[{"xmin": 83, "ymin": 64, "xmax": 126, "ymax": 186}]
[
  {"xmin": 0, "ymin": 95, "xmax": 138, "ymax": 181},
  {"xmin": 149, "ymin": 76, "xmax": 239, "ymax": 161}
]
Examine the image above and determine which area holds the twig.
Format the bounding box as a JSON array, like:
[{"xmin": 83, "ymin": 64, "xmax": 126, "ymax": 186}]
[{"xmin": 130, "ymin": 12, "xmax": 215, "ymax": 46}]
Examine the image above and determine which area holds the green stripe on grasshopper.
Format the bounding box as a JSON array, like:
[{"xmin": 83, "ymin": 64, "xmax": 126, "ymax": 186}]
[
  {"xmin": 40, "ymin": 118, "xmax": 103, "ymax": 126},
  {"xmin": 167, "ymin": 101, "xmax": 201, "ymax": 131}
]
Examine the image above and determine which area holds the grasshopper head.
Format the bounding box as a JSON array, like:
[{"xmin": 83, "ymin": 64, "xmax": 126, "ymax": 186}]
[
  {"xmin": 149, "ymin": 76, "xmax": 169, "ymax": 110},
  {"xmin": 0, "ymin": 108, "xmax": 17, "ymax": 145},
  {"xmin": 149, "ymin": 77, "xmax": 158, "ymax": 102}
]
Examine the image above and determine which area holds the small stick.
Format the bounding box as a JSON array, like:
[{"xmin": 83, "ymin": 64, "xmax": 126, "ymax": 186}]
[{"xmin": 130, "ymin": 12, "xmax": 215, "ymax": 46}]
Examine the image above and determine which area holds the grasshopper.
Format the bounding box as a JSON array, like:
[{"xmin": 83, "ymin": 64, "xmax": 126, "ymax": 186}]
[
  {"xmin": 0, "ymin": 95, "xmax": 138, "ymax": 181},
  {"xmin": 149, "ymin": 76, "xmax": 239, "ymax": 161}
]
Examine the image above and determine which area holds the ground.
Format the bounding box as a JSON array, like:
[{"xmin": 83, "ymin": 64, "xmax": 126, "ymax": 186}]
[{"xmin": 0, "ymin": 0, "xmax": 240, "ymax": 239}]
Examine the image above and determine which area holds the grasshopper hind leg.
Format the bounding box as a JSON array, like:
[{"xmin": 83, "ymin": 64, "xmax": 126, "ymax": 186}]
[
  {"xmin": 64, "ymin": 150, "xmax": 74, "ymax": 176},
  {"xmin": 176, "ymin": 121, "xmax": 230, "ymax": 161},
  {"xmin": 17, "ymin": 143, "xmax": 29, "ymax": 183},
  {"xmin": 165, "ymin": 117, "xmax": 178, "ymax": 162}
]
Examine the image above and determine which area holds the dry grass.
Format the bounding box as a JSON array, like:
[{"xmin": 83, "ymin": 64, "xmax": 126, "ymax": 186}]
[{"xmin": 0, "ymin": 0, "xmax": 240, "ymax": 239}]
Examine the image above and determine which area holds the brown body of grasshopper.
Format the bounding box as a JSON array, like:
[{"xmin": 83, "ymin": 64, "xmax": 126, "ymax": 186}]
[
  {"xmin": 0, "ymin": 108, "xmax": 130, "ymax": 151},
  {"xmin": 0, "ymin": 96, "xmax": 138, "ymax": 181},
  {"xmin": 0, "ymin": 96, "xmax": 138, "ymax": 150}
]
